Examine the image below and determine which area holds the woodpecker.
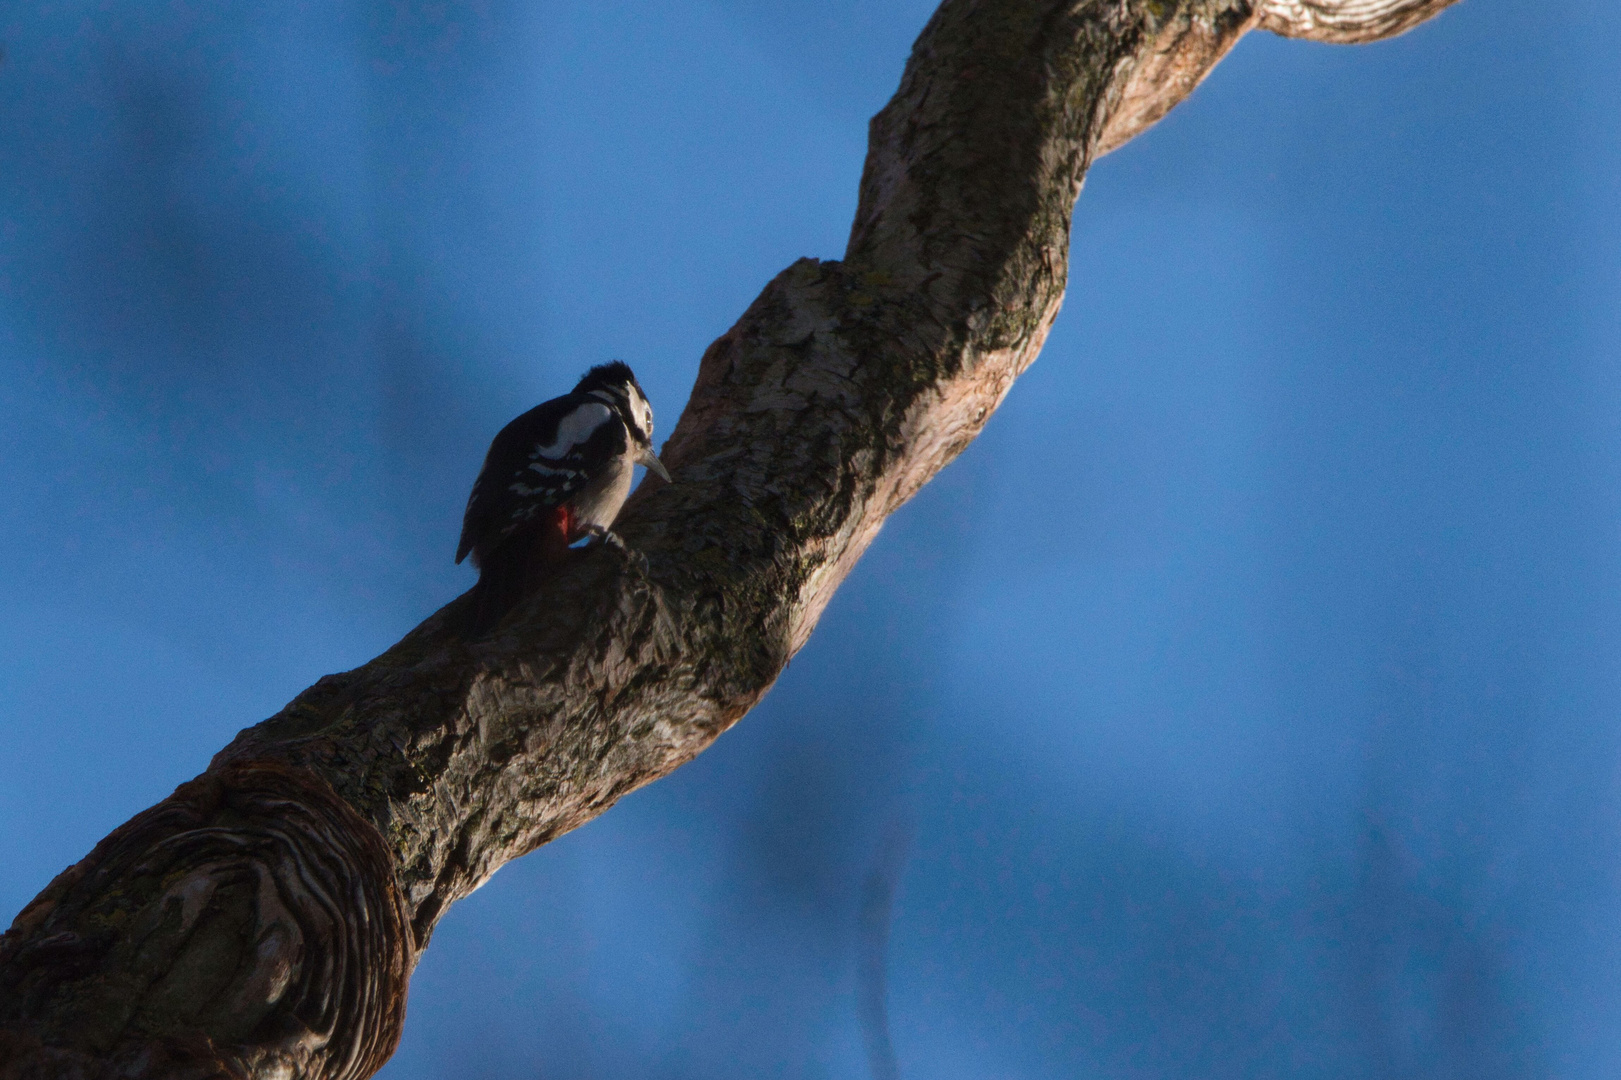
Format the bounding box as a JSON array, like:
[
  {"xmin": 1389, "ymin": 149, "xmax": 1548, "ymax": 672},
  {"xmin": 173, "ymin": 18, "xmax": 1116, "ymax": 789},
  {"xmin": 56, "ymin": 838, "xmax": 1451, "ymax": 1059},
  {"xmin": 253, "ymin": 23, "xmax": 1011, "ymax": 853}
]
[{"xmin": 457, "ymin": 361, "xmax": 670, "ymax": 634}]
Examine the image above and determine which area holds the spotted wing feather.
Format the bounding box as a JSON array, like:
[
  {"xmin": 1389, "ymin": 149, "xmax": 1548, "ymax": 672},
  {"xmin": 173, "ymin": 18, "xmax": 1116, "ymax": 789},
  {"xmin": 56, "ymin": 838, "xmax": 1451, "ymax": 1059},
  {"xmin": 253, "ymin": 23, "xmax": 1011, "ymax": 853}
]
[{"xmin": 456, "ymin": 395, "xmax": 617, "ymax": 566}]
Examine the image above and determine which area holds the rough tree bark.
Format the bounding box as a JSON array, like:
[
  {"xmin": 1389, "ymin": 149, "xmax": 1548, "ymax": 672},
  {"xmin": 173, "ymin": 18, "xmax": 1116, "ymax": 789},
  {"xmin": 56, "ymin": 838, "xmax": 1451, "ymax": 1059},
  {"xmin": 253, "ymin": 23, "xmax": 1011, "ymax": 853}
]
[{"xmin": 0, "ymin": 0, "xmax": 1460, "ymax": 1075}]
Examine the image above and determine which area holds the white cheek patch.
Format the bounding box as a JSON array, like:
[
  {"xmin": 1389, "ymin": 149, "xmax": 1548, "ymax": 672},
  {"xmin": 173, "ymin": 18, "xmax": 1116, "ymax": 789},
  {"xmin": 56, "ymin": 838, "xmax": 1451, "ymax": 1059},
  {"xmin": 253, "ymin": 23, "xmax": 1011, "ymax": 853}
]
[
  {"xmin": 533, "ymin": 402, "xmax": 612, "ymax": 459},
  {"xmin": 629, "ymin": 392, "xmax": 653, "ymax": 439}
]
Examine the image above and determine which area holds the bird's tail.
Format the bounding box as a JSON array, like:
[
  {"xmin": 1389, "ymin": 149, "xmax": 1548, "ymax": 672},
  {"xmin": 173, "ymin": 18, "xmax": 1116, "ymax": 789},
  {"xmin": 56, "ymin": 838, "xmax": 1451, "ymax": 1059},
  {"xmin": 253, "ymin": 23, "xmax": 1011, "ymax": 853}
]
[
  {"xmin": 461, "ymin": 558, "xmax": 522, "ymax": 639},
  {"xmin": 460, "ymin": 527, "xmax": 572, "ymax": 638}
]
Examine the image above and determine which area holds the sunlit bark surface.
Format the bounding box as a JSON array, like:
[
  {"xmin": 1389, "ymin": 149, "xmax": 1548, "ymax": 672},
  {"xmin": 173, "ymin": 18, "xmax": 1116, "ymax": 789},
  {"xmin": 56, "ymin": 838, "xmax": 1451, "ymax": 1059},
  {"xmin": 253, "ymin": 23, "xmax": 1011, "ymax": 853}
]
[{"xmin": 0, "ymin": 0, "xmax": 1458, "ymax": 1075}]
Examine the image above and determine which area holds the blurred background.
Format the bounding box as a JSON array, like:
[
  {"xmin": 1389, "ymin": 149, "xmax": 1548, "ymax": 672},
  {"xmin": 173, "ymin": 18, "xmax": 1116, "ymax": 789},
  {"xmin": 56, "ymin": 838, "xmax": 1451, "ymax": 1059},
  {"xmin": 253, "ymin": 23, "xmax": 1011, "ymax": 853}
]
[{"xmin": 2, "ymin": 1, "xmax": 1619, "ymax": 1076}]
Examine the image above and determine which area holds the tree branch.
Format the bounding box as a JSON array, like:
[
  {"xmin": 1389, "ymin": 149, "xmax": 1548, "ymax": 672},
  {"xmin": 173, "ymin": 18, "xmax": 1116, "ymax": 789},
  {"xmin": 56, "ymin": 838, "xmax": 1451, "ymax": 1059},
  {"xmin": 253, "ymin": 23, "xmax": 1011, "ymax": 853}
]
[
  {"xmin": 1256, "ymin": 0, "xmax": 1460, "ymax": 44},
  {"xmin": 0, "ymin": 0, "xmax": 1461, "ymax": 1075}
]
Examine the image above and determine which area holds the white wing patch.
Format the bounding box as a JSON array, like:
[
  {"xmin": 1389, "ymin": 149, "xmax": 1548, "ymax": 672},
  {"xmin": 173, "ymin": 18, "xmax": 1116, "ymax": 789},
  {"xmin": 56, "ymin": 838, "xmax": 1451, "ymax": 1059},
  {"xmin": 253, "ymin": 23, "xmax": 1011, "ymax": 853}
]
[{"xmin": 533, "ymin": 402, "xmax": 612, "ymax": 459}]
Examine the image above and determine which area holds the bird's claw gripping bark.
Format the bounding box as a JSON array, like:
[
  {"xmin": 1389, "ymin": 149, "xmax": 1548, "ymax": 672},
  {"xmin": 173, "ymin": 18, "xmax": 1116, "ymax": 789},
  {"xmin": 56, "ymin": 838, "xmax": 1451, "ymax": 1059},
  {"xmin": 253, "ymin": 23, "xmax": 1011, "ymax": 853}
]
[
  {"xmin": 583, "ymin": 524, "xmax": 625, "ymax": 551},
  {"xmin": 585, "ymin": 525, "xmax": 650, "ymax": 575}
]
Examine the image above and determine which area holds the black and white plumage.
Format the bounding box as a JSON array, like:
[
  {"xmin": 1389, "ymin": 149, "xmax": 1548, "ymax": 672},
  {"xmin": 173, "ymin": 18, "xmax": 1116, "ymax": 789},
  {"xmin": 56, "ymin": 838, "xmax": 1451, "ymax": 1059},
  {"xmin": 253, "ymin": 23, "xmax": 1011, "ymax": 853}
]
[{"xmin": 457, "ymin": 361, "xmax": 669, "ymax": 634}]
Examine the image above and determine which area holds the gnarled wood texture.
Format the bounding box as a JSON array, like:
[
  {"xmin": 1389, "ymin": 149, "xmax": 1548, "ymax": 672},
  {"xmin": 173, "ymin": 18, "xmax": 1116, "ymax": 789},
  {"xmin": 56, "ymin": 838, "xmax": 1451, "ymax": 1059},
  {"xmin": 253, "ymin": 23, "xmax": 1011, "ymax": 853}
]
[
  {"xmin": 0, "ymin": 763, "xmax": 409, "ymax": 1079},
  {"xmin": 0, "ymin": 0, "xmax": 1461, "ymax": 1074},
  {"xmin": 1257, "ymin": 0, "xmax": 1459, "ymax": 43}
]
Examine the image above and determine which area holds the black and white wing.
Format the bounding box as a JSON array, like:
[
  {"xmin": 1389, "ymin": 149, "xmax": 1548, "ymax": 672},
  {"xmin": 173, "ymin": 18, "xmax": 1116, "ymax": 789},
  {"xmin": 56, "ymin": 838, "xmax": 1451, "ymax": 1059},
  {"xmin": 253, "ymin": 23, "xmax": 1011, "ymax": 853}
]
[{"xmin": 456, "ymin": 393, "xmax": 625, "ymax": 565}]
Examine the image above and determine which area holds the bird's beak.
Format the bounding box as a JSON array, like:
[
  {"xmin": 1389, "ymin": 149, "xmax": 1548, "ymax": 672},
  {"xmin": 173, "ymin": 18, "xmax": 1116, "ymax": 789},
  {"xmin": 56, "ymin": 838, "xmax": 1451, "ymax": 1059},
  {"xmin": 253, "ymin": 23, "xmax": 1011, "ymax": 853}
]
[{"xmin": 639, "ymin": 446, "xmax": 672, "ymax": 482}]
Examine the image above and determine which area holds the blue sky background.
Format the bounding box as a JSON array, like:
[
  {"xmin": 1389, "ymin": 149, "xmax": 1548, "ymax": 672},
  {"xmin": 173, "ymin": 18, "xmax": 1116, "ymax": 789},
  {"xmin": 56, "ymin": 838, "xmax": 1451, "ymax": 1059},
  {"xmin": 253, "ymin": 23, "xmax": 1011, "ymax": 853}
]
[{"xmin": 3, "ymin": 1, "xmax": 1620, "ymax": 1077}]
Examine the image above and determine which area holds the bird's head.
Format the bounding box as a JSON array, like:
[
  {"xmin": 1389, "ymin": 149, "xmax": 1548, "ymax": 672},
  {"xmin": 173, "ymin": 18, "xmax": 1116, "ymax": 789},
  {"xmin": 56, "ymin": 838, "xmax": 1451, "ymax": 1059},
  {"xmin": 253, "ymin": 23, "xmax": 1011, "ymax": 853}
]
[{"xmin": 574, "ymin": 361, "xmax": 670, "ymax": 480}]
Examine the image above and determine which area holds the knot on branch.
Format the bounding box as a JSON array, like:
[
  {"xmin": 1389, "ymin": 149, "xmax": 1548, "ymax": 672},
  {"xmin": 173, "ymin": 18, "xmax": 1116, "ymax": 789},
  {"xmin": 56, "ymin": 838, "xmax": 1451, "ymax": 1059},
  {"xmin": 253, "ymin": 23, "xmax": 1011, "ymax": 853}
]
[{"xmin": 0, "ymin": 762, "xmax": 412, "ymax": 1080}]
